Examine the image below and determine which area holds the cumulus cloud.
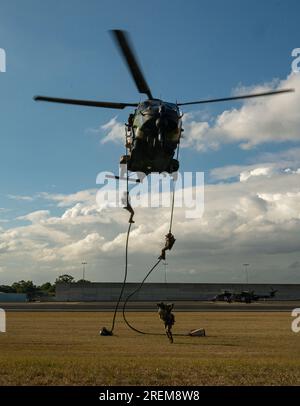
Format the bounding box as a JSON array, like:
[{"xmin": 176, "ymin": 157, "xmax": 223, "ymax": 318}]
[
  {"xmin": 210, "ymin": 147, "xmax": 300, "ymax": 182},
  {"xmin": 182, "ymin": 73, "xmax": 300, "ymax": 150},
  {"xmin": 18, "ymin": 210, "xmax": 50, "ymax": 223},
  {"xmin": 240, "ymin": 167, "xmax": 274, "ymax": 182},
  {"xmin": 1, "ymin": 166, "xmax": 300, "ymax": 283},
  {"xmin": 7, "ymin": 194, "xmax": 34, "ymax": 201},
  {"xmin": 38, "ymin": 190, "xmax": 96, "ymax": 207},
  {"xmin": 59, "ymin": 233, "xmax": 105, "ymax": 259},
  {"xmin": 88, "ymin": 116, "xmax": 124, "ymax": 145}
]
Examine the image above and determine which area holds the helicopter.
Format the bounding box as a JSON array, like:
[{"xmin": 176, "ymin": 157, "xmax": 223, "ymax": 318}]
[
  {"xmin": 212, "ymin": 288, "xmax": 277, "ymax": 303},
  {"xmin": 212, "ymin": 290, "xmax": 233, "ymax": 303},
  {"xmin": 34, "ymin": 29, "xmax": 294, "ymax": 176}
]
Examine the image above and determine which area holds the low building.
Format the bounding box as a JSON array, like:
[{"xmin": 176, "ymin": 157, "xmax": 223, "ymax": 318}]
[
  {"xmin": 0, "ymin": 292, "xmax": 27, "ymax": 302},
  {"xmin": 55, "ymin": 282, "xmax": 300, "ymax": 302}
]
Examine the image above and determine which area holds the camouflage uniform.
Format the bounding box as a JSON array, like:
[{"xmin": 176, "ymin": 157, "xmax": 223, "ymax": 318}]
[{"xmin": 157, "ymin": 302, "xmax": 175, "ymax": 343}]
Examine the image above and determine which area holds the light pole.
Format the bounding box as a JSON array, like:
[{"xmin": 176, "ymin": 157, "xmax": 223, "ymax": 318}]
[
  {"xmin": 243, "ymin": 263, "xmax": 250, "ymax": 284},
  {"xmin": 82, "ymin": 262, "xmax": 87, "ymax": 281},
  {"xmin": 164, "ymin": 261, "xmax": 168, "ymax": 284}
]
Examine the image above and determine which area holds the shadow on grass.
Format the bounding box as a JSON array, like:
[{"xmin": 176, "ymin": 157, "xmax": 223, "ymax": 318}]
[{"xmin": 173, "ymin": 341, "xmax": 239, "ymax": 347}]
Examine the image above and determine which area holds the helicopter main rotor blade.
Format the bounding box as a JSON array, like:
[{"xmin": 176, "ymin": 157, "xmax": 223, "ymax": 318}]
[
  {"xmin": 177, "ymin": 88, "xmax": 294, "ymax": 106},
  {"xmin": 34, "ymin": 96, "xmax": 138, "ymax": 109},
  {"xmin": 111, "ymin": 29, "xmax": 153, "ymax": 99}
]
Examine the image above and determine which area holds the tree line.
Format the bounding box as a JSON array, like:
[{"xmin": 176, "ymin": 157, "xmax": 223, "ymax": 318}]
[{"xmin": 0, "ymin": 274, "xmax": 91, "ymax": 300}]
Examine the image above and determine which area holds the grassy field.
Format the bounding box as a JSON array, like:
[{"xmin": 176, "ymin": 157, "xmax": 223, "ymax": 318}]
[{"xmin": 0, "ymin": 311, "xmax": 300, "ymax": 386}]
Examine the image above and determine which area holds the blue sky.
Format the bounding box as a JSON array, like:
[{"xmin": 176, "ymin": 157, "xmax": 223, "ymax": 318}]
[{"xmin": 0, "ymin": 0, "xmax": 300, "ymax": 284}]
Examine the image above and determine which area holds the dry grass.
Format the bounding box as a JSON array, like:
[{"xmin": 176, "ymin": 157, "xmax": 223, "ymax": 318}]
[{"xmin": 0, "ymin": 311, "xmax": 300, "ymax": 385}]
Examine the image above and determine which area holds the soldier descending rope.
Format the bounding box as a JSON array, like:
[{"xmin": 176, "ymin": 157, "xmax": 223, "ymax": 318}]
[{"xmin": 157, "ymin": 302, "xmax": 175, "ymax": 343}]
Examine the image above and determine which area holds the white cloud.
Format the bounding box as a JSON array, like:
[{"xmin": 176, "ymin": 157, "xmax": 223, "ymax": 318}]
[
  {"xmin": 38, "ymin": 190, "xmax": 96, "ymax": 207},
  {"xmin": 101, "ymin": 116, "xmax": 124, "ymax": 144},
  {"xmin": 88, "ymin": 116, "xmax": 124, "ymax": 145},
  {"xmin": 182, "ymin": 73, "xmax": 300, "ymax": 151},
  {"xmin": 259, "ymin": 147, "xmax": 300, "ymax": 165},
  {"xmin": 210, "ymin": 147, "xmax": 300, "ymax": 182},
  {"xmin": 1, "ymin": 167, "xmax": 300, "ymax": 284},
  {"xmin": 18, "ymin": 210, "xmax": 50, "ymax": 223},
  {"xmin": 7, "ymin": 194, "xmax": 34, "ymax": 201},
  {"xmin": 240, "ymin": 167, "xmax": 274, "ymax": 182},
  {"xmin": 59, "ymin": 233, "xmax": 105, "ymax": 259}
]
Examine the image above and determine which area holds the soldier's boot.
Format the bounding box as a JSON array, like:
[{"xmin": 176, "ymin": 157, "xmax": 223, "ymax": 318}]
[
  {"xmin": 158, "ymin": 249, "xmax": 166, "ymax": 260},
  {"xmin": 166, "ymin": 327, "xmax": 173, "ymax": 344}
]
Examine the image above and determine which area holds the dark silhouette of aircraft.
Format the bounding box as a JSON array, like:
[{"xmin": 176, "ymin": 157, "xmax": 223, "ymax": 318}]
[
  {"xmin": 212, "ymin": 288, "xmax": 277, "ymax": 303},
  {"xmin": 212, "ymin": 290, "xmax": 233, "ymax": 303}
]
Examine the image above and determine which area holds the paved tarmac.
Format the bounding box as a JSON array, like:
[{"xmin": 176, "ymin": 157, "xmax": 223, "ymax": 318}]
[{"xmin": 0, "ymin": 300, "xmax": 299, "ymax": 312}]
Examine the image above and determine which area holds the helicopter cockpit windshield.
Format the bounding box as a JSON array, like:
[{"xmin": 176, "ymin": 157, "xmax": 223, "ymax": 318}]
[
  {"xmin": 138, "ymin": 100, "xmax": 160, "ymax": 111},
  {"xmin": 165, "ymin": 102, "xmax": 178, "ymax": 111},
  {"xmin": 138, "ymin": 100, "xmax": 179, "ymax": 113}
]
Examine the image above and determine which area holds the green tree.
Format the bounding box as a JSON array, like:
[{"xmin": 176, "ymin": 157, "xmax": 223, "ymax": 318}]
[
  {"xmin": 38, "ymin": 282, "xmax": 55, "ymax": 294},
  {"xmin": 11, "ymin": 280, "xmax": 37, "ymax": 300},
  {"xmin": 55, "ymin": 274, "xmax": 75, "ymax": 284},
  {"xmin": 0, "ymin": 285, "xmax": 15, "ymax": 293},
  {"xmin": 39, "ymin": 282, "xmax": 52, "ymax": 291}
]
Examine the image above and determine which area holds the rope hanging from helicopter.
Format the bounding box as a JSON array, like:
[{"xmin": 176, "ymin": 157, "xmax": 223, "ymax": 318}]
[
  {"xmin": 108, "ymin": 135, "xmax": 133, "ymax": 334},
  {"xmin": 108, "ymin": 138, "xmax": 187, "ymax": 337},
  {"xmin": 109, "ymin": 135, "xmax": 179, "ymax": 334}
]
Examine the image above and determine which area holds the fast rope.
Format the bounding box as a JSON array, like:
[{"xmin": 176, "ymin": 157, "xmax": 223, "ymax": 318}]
[
  {"xmin": 121, "ymin": 146, "xmax": 188, "ymax": 337},
  {"xmin": 122, "ymin": 258, "xmax": 162, "ymax": 335},
  {"xmin": 107, "ymin": 136, "xmax": 132, "ymax": 334},
  {"xmin": 104, "ymin": 140, "xmax": 183, "ymax": 337},
  {"xmin": 122, "ymin": 257, "xmax": 188, "ymax": 337},
  {"xmin": 109, "ymin": 221, "xmax": 132, "ymax": 334}
]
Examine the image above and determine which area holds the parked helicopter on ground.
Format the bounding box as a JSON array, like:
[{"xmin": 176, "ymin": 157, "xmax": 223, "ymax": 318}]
[
  {"xmin": 34, "ymin": 30, "xmax": 294, "ymax": 176},
  {"xmin": 212, "ymin": 289, "xmax": 278, "ymax": 303},
  {"xmin": 212, "ymin": 290, "xmax": 233, "ymax": 303}
]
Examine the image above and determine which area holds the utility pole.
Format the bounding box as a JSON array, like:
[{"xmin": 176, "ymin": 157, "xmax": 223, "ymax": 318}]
[
  {"xmin": 243, "ymin": 263, "xmax": 250, "ymax": 284},
  {"xmin": 82, "ymin": 262, "xmax": 87, "ymax": 281},
  {"xmin": 164, "ymin": 261, "xmax": 168, "ymax": 284}
]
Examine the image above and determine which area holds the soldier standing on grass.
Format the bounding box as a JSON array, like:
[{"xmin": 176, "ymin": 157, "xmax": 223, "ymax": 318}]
[{"xmin": 157, "ymin": 302, "xmax": 175, "ymax": 343}]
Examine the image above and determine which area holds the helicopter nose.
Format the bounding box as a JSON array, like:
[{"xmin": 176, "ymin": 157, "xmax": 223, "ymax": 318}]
[{"xmin": 156, "ymin": 116, "xmax": 168, "ymax": 130}]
